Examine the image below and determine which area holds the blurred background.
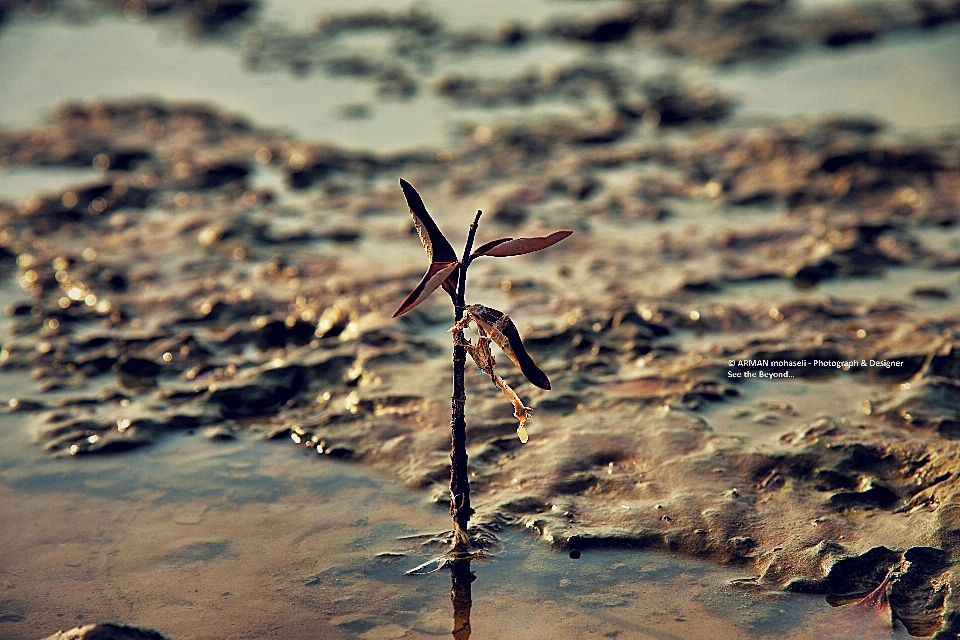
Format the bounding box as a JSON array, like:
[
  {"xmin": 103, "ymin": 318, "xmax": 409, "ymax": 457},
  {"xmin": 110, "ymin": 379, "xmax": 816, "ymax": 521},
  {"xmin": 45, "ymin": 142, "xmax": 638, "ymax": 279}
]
[{"xmin": 1, "ymin": 0, "xmax": 958, "ymax": 157}]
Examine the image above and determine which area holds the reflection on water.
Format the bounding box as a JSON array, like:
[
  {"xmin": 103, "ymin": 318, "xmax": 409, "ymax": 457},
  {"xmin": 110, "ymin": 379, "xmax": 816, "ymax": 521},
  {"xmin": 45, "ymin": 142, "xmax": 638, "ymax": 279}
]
[{"xmin": 450, "ymin": 559, "xmax": 473, "ymax": 640}]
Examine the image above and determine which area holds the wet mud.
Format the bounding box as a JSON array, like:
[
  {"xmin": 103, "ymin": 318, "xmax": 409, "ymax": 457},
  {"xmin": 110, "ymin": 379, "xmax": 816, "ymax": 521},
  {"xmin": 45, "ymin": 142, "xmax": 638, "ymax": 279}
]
[
  {"xmin": 1, "ymin": 1, "xmax": 960, "ymax": 638},
  {"xmin": 3, "ymin": 93, "xmax": 960, "ymax": 636}
]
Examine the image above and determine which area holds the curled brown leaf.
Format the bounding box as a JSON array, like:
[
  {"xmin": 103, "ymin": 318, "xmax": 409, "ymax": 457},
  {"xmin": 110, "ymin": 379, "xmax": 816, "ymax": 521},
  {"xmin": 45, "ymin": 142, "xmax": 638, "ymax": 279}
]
[
  {"xmin": 463, "ymin": 304, "xmax": 551, "ymax": 390},
  {"xmin": 471, "ymin": 230, "xmax": 573, "ymax": 259}
]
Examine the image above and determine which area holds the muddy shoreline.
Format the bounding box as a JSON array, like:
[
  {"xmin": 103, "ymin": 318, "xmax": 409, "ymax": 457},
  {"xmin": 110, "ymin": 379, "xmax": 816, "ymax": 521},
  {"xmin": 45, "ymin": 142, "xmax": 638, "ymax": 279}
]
[
  {"xmin": 2, "ymin": 1, "xmax": 960, "ymax": 638},
  {"xmin": 1, "ymin": 93, "xmax": 958, "ymax": 636}
]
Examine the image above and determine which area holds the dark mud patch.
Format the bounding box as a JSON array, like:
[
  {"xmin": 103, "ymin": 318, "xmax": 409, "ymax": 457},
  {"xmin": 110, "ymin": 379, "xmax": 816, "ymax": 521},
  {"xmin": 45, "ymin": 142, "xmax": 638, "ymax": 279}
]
[
  {"xmin": 162, "ymin": 540, "xmax": 230, "ymax": 565},
  {"xmin": 2, "ymin": 89, "xmax": 960, "ymax": 636}
]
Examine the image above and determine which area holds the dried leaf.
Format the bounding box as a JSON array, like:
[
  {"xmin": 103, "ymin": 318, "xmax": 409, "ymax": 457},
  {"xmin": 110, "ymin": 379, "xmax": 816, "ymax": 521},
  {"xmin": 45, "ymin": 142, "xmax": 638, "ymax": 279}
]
[
  {"xmin": 463, "ymin": 304, "xmax": 551, "ymax": 390},
  {"xmin": 400, "ymin": 179, "xmax": 460, "ymax": 295},
  {"xmin": 471, "ymin": 230, "xmax": 572, "ymax": 259},
  {"xmin": 400, "ymin": 179, "xmax": 458, "ymax": 264},
  {"xmin": 451, "ymin": 323, "xmax": 532, "ymax": 441},
  {"xmin": 393, "ymin": 261, "xmax": 459, "ymax": 317}
]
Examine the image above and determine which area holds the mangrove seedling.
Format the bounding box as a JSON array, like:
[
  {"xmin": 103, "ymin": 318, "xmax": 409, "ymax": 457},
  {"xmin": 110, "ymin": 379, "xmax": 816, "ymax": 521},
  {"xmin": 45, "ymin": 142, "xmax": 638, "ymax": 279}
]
[{"xmin": 393, "ymin": 178, "xmax": 571, "ymax": 553}]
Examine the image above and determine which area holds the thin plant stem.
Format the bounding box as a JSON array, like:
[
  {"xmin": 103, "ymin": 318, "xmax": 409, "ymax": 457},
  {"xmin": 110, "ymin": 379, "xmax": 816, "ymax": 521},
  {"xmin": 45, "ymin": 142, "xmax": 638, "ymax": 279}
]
[{"xmin": 449, "ymin": 210, "xmax": 482, "ymax": 549}]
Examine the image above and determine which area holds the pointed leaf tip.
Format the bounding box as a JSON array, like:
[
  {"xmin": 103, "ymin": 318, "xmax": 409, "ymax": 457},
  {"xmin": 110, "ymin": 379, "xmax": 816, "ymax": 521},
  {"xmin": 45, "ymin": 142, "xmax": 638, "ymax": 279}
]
[
  {"xmin": 399, "ymin": 179, "xmax": 458, "ymax": 264},
  {"xmin": 393, "ymin": 261, "xmax": 459, "ymax": 317},
  {"xmin": 471, "ymin": 230, "xmax": 572, "ymax": 259}
]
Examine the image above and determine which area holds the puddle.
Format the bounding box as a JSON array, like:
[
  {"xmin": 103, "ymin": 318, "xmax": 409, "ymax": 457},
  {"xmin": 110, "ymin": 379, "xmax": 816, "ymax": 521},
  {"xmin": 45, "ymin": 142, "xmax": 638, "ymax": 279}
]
[
  {"xmin": 705, "ymin": 25, "xmax": 960, "ymax": 132},
  {"xmin": 691, "ymin": 266, "xmax": 960, "ymax": 315},
  {"xmin": 697, "ymin": 374, "xmax": 885, "ymax": 442},
  {"xmin": 0, "ymin": 13, "xmax": 451, "ymax": 151},
  {"xmin": 0, "ymin": 166, "xmax": 102, "ymax": 201},
  {"xmin": 0, "ymin": 415, "xmax": 441, "ymax": 640}
]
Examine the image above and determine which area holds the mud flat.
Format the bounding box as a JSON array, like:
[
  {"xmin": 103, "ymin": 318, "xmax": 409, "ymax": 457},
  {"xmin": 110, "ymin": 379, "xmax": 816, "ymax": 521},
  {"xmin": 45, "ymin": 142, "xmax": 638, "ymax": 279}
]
[{"xmin": 2, "ymin": 1, "xmax": 960, "ymax": 638}]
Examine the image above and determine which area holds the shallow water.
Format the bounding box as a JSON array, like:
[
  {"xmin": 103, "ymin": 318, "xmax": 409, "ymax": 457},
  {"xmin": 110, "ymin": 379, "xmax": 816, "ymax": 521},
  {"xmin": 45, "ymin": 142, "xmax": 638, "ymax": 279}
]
[
  {"xmin": 0, "ymin": 13, "xmax": 448, "ymax": 151},
  {"xmin": 0, "ymin": 166, "xmax": 102, "ymax": 201},
  {"xmin": 2, "ymin": 3, "xmax": 958, "ymax": 156},
  {"xmin": 705, "ymin": 25, "xmax": 960, "ymax": 133},
  {"xmin": 0, "ymin": 409, "xmax": 847, "ymax": 640}
]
